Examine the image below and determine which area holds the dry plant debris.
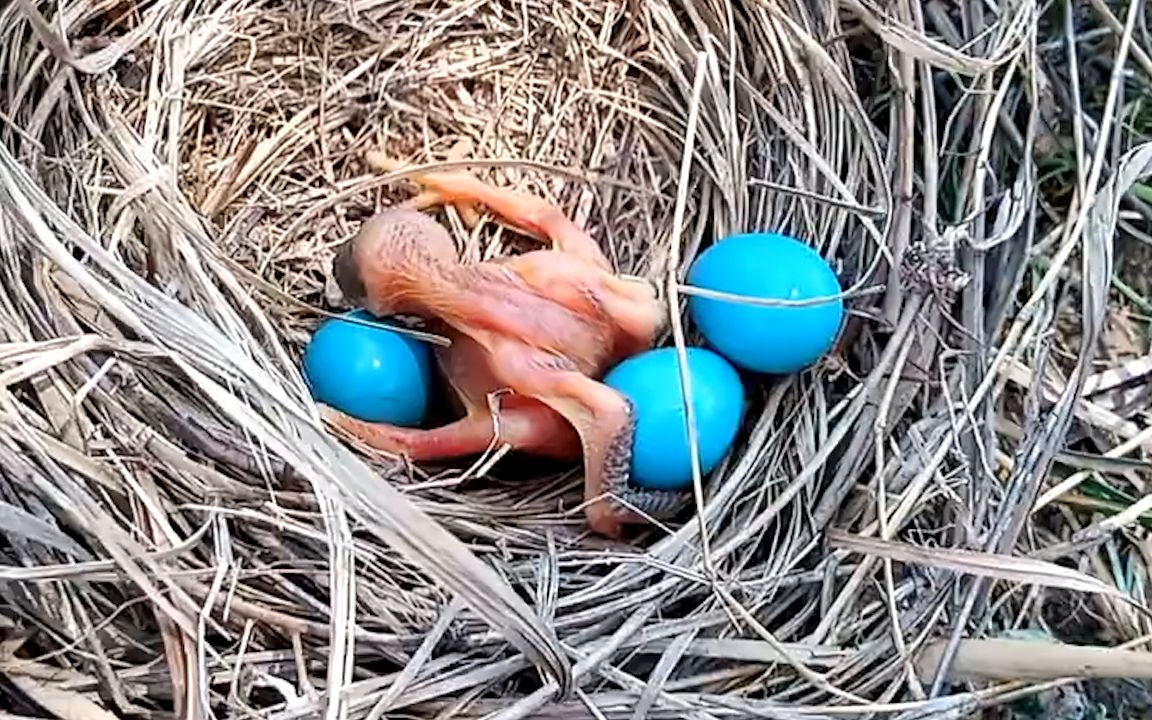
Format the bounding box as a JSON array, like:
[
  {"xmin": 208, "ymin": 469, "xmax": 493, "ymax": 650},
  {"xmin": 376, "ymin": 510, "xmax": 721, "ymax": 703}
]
[{"xmin": 1, "ymin": 0, "xmax": 1152, "ymax": 718}]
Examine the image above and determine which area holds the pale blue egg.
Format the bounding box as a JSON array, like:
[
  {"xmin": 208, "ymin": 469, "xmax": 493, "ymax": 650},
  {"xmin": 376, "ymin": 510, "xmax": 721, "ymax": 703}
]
[
  {"xmin": 604, "ymin": 347, "xmax": 745, "ymax": 492},
  {"xmin": 687, "ymin": 232, "xmax": 844, "ymax": 375},
  {"xmin": 303, "ymin": 309, "xmax": 432, "ymax": 426}
]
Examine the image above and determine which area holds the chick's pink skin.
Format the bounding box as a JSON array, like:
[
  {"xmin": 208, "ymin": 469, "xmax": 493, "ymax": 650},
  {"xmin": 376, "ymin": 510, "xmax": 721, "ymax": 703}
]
[{"xmin": 325, "ymin": 160, "xmax": 666, "ymax": 538}]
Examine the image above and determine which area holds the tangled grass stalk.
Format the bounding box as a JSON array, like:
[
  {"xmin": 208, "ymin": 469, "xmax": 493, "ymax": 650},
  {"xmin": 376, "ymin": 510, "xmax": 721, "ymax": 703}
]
[{"xmin": 2, "ymin": 0, "xmax": 1152, "ymax": 718}]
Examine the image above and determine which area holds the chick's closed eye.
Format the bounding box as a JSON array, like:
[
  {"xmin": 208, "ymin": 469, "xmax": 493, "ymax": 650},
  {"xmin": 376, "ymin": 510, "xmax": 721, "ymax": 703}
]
[{"xmin": 332, "ymin": 240, "xmax": 366, "ymax": 305}]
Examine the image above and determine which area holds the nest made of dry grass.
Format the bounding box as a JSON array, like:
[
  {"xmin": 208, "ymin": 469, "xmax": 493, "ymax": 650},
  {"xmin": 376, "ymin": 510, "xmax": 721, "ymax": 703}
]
[{"xmin": 3, "ymin": 0, "xmax": 1152, "ymax": 718}]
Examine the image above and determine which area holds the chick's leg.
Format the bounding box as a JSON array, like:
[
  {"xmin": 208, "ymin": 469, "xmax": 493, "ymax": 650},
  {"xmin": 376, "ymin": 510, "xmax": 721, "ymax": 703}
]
[
  {"xmin": 320, "ymin": 402, "xmax": 581, "ymax": 461},
  {"xmin": 507, "ymin": 363, "xmax": 683, "ymax": 538},
  {"xmin": 320, "ymin": 407, "xmax": 494, "ymax": 460},
  {"xmin": 365, "ymin": 151, "xmax": 610, "ymax": 270}
]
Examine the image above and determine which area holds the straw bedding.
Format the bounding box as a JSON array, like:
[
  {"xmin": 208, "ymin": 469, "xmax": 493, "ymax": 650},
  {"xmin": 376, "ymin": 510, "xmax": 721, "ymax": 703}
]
[{"xmin": 2, "ymin": 0, "xmax": 1151, "ymax": 718}]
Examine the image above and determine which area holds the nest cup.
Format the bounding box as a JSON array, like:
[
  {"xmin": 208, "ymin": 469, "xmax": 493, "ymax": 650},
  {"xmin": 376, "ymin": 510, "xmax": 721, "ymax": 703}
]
[{"xmin": 0, "ymin": 0, "xmax": 943, "ymax": 715}]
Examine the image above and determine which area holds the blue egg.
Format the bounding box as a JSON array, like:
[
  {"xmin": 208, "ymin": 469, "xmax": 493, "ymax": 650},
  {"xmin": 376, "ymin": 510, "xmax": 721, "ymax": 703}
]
[
  {"xmin": 687, "ymin": 232, "xmax": 844, "ymax": 375},
  {"xmin": 603, "ymin": 347, "xmax": 745, "ymax": 492},
  {"xmin": 303, "ymin": 309, "xmax": 433, "ymax": 426}
]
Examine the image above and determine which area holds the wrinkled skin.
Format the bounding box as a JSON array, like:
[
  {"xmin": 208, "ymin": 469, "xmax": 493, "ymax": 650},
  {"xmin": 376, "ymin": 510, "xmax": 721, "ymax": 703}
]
[{"xmin": 322, "ymin": 152, "xmax": 674, "ymax": 538}]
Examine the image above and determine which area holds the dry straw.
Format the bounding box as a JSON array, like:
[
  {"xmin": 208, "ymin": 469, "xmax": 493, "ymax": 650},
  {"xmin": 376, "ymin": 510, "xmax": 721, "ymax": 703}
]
[{"xmin": 2, "ymin": 0, "xmax": 1152, "ymax": 718}]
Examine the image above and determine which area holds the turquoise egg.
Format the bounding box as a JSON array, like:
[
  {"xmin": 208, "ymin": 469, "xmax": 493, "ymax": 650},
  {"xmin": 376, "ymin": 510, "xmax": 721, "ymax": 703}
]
[
  {"xmin": 687, "ymin": 232, "xmax": 844, "ymax": 375},
  {"xmin": 603, "ymin": 347, "xmax": 745, "ymax": 492},
  {"xmin": 303, "ymin": 309, "xmax": 433, "ymax": 426}
]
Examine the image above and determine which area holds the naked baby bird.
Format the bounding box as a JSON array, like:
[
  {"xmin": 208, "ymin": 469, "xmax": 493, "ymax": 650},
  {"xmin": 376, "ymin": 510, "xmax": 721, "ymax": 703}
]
[{"xmin": 323, "ymin": 152, "xmax": 675, "ymax": 538}]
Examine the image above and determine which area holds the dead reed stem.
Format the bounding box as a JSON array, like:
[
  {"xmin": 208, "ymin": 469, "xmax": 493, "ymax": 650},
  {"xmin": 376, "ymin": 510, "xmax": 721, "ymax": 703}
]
[{"xmin": 3, "ymin": 0, "xmax": 1152, "ymax": 717}]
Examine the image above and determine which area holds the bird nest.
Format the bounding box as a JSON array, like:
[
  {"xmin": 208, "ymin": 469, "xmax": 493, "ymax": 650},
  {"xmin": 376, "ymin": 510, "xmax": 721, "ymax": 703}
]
[{"xmin": 3, "ymin": 0, "xmax": 1144, "ymax": 718}]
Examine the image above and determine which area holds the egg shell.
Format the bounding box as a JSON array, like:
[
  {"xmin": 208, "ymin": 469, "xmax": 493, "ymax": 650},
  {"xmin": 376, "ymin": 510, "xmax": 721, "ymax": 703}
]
[
  {"xmin": 687, "ymin": 232, "xmax": 844, "ymax": 375},
  {"xmin": 603, "ymin": 347, "xmax": 745, "ymax": 492},
  {"xmin": 303, "ymin": 309, "xmax": 433, "ymax": 426}
]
